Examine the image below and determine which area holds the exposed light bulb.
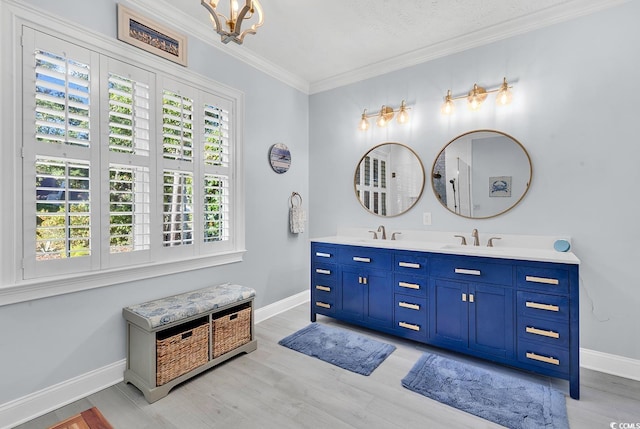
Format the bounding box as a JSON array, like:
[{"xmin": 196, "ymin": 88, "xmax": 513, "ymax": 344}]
[
  {"xmin": 496, "ymin": 78, "xmax": 513, "ymax": 106},
  {"xmin": 359, "ymin": 110, "xmax": 369, "ymax": 131},
  {"xmin": 397, "ymin": 100, "xmax": 409, "ymax": 124},
  {"xmin": 376, "ymin": 106, "xmax": 388, "ymax": 127},
  {"xmin": 441, "ymin": 90, "xmax": 455, "ymax": 115},
  {"xmin": 467, "ymin": 84, "xmax": 484, "ymax": 111}
]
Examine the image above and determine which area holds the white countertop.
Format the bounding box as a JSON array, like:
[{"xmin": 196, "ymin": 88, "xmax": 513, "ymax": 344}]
[{"xmin": 311, "ymin": 235, "xmax": 580, "ymax": 265}]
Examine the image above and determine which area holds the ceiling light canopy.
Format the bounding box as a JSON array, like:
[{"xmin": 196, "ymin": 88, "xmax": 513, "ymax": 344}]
[{"xmin": 201, "ymin": 0, "xmax": 264, "ymax": 45}]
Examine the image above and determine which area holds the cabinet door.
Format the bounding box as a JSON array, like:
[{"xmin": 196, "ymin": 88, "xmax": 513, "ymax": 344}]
[
  {"xmin": 365, "ymin": 269, "xmax": 393, "ymax": 327},
  {"xmin": 430, "ymin": 278, "xmax": 468, "ymax": 350},
  {"xmin": 340, "ymin": 267, "xmax": 392, "ymax": 327},
  {"xmin": 469, "ymin": 283, "xmax": 514, "ymax": 359},
  {"xmin": 340, "ymin": 268, "xmax": 365, "ymax": 321}
]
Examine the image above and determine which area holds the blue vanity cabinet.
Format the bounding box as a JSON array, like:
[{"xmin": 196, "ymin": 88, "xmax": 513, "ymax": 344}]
[
  {"xmin": 393, "ymin": 250, "xmax": 429, "ymax": 341},
  {"xmin": 430, "ymin": 256, "xmax": 515, "ymax": 360},
  {"xmin": 338, "ymin": 245, "xmax": 393, "ymax": 328},
  {"xmin": 310, "ymin": 240, "xmax": 580, "ymax": 399},
  {"xmin": 515, "ymin": 262, "xmax": 580, "ymax": 399},
  {"xmin": 310, "ymin": 243, "xmax": 339, "ymax": 321}
]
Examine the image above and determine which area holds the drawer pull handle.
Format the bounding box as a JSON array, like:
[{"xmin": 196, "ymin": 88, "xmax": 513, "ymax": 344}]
[
  {"xmin": 398, "ymin": 302, "xmax": 420, "ymax": 310},
  {"xmin": 455, "ymin": 268, "xmax": 481, "ymax": 276},
  {"xmin": 526, "ymin": 326, "xmax": 560, "ymax": 339},
  {"xmin": 315, "ymin": 285, "xmax": 331, "ymax": 292},
  {"xmin": 353, "ymin": 256, "xmax": 371, "ymax": 263},
  {"xmin": 398, "ymin": 281, "xmax": 420, "ymax": 290},
  {"xmin": 399, "ymin": 322, "xmax": 420, "ymax": 331},
  {"xmin": 399, "ymin": 262, "xmax": 421, "ymax": 269},
  {"xmin": 315, "ymin": 252, "xmax": 332, "ymax": 258},
  {"xmin": 525, "ymin": 301, "xmax": 560, "ymax": 312},
  {"xmin": 315, "ymin": 302, "xmax": 331, "ymax": 309},
  {"xmin": 526, "ymin": 352, "xmax": 560, "ymax": 365},
  {"xmin": 315, "ymin": 269, "xmax": 331, "ymax": 275},
  {"xmin": 525, "ymin": 275, "xmax": 559, "ymax": 285}
]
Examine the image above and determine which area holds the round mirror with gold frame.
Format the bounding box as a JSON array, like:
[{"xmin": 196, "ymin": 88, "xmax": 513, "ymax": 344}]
[
  {"xmin": 431, "ymin": 130, "xmax": 532, "ymax": 219},
  {"xmin": 354, "ymin": 142, "xmax": 425, "ymax": 217}
]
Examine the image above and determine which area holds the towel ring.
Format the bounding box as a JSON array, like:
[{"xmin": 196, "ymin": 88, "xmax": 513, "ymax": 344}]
[{"xmin": 290, "ymin": 192, "xmax": 302, "ymax": 208}]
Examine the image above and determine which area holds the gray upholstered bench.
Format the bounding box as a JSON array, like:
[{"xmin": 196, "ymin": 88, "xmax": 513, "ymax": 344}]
[{"xmin": 123, "ymin": 283, "xmax": 257, "ymax": 402}]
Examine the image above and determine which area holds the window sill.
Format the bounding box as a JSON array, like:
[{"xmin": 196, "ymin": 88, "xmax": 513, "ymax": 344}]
[{"xmin": 0, "ymin": 249, "xmax": 247, "ymax": 307}]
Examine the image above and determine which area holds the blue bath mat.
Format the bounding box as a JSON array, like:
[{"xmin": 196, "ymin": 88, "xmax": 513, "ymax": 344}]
[
  {"xmin": 278, "ymin": 323, "xmax": 395, "ymax": 376},
  {"xmin": 402, "ymin": 352, "xmax": 569, "ymax": 429}
]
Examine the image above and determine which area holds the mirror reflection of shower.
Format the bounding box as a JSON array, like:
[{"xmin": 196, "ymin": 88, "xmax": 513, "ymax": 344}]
[{"xmin": 449, "ymin": 178, "xmax": 458, "ymax": 214}]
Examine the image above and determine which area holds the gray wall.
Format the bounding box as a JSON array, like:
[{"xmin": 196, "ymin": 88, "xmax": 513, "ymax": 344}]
[
  {"xmin": 0, "ymin": 0, "xmax": 309, "ymax": 404},
  {"xmin": 309, "ymin": 2, "xmax": 640, "ymax": 362}
]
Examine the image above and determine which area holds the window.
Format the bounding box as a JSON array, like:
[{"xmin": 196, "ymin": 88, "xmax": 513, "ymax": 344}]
[{"xmin": 18, "ymin": 27, "xmax": 243, "ymax": 284}]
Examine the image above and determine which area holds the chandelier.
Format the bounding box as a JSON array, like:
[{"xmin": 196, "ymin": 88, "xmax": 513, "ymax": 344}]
[{"xmin": 201, "ymin": 0, "xmax": 264, "ymax": 45}]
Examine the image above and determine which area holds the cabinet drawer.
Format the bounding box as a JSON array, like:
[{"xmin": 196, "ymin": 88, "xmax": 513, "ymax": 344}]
[
  {"xmin": 312, "ymin": 244, "xmax": 338, "ymax": 264},
  {"xmin": 313, "ymin": 282, "xmax": 335, "ymax": 298},
  {"xmin": 338, "ymin": 246, "xmax": 392, "ymax": 270},
  {"xmin": 393, "ymin": 274, "xmax": 428, "ymax": 297},
  {"xmin": 394, "ymin": 295, "xmax": 427, "ymax": 339},
  {"xmin": 394, "ymin": 251, "xmax": 428, "ymax": 275},
  {"xmin": 313, "ymin": 298, "xmax": 336, "ymax": 314},
  {"xmin": 431, "ymin": 257, "xmax": 512, "ymax": 286},
  {"xmin": 313, "ymin": 262, "xmax": 337, "ymax": 279},
  {"xmin": 517, "ymin": 291, "xmax": 569, "ymax": 322},
  {"xmin": 516, "ymin": 265, "xmax": 569, "ymax": 294},
  {"xmin": 517, "ymin": 317, "xmax": 569, "ymax": 348},
  {"xmin": 517, "ymin": 339, "xmax": 569, "ymax": 374}
]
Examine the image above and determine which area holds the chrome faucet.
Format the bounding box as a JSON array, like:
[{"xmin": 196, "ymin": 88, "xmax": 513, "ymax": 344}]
[
  {"xmin": 377, "ymin": 225, "xmax": 387, "ymax": 240},
  {"xmin": 471, "ymin": 229, "xmax": 480, "ymax": 246}
]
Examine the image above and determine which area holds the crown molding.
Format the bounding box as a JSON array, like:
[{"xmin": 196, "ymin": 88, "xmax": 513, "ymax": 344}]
[
  {"xmin": 28, "ymin": 0, "xmax": 629, "ymax": 96},
  {"xmin": 126, "ymin": 0, "xmax": 310, "ymax": 94},
  {"xmin": 309, "ymin": 0, "xmax": 630, "ymax": 94}
]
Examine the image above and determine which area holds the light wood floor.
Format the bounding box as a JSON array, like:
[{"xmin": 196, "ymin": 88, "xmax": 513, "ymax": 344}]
[{"xmin": 16, "ymin": 303, "xmax": 640, "ymax": 429}]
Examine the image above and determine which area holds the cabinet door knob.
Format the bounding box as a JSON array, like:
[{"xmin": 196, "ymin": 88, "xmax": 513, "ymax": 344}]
[{"xmin": 462, "ymin": 293, "xmax": 467, "ymax": 302}]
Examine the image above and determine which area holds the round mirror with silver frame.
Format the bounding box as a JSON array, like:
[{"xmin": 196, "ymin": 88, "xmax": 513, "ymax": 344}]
[
  {"xmin": 354, "ymin": 142, "xmax": 425, "ymax": 217},
  {"xmin": 432, "ymin": 130, "xmax": 532, "ymax": 219}
]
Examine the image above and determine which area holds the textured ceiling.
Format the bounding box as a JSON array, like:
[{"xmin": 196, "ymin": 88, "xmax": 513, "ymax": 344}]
[{"xmin": 138, "ymin": 0, "xmax": 624, "ymax": 93}]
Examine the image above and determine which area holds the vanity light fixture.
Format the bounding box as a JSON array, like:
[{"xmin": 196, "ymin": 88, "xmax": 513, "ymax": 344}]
[
  {"xmin": 441, "ymin": 78, "xmax": 513, "ymax": 115},
  {"xmin": 201, "ymin": 0, "xmax": 264, "ymax": 45},
  {"xmin": 358, "ymin": 100, "xmax": 411, "ymax": 131}
]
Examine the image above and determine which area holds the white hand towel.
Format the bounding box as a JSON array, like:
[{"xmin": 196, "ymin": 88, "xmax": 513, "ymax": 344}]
[{"xmin": 289, "ymin": 206, "xmax": 306, "ymax": 233}]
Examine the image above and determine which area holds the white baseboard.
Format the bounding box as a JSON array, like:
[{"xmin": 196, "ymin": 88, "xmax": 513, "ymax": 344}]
[
  {"xmin": 2, "ymin": 290, "xmax": 637, "ymax": 429},
  {"xmin": 254, "ymin": 289, "xmax": 310, "ymax": 324},
  {"xmin": 580, "ymin": 347, "xmax": 640, "ymax": 381},
  {"xmin": 0, "ymin": 359, "xmax": 126, "ymax": 429}
]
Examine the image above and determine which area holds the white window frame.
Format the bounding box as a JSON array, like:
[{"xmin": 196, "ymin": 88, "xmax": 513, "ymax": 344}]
[{"xmin": 0, "ymin": 3, "xmax": 245, "ymax": 306}]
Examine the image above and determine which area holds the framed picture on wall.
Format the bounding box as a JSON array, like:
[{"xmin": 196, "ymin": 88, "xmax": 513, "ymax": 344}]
[
  {"xmin": 117, "ymin": 4, "xmax": 188, "ymax": 66},
  {"xmin": 489, "ymin": 176, "xmax": 512, "ymax": 197}
]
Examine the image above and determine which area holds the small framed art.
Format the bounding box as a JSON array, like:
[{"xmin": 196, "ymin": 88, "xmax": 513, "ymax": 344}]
[{"xmin": 117, "ymin": 4, "xmax": 188, "ymax": 66}]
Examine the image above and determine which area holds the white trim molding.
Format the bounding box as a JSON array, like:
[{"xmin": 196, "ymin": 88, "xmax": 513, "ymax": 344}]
[
  {"xmin": 0, "ymin": 360, "xmax": 126, "ymax": 429},
  {"xmin": 581, "ymin": 347, "xmax": 640, "ymax": 382},
  {"xmin": 254, "ymin": 289, "xmax": 310, "ymax": 324}
]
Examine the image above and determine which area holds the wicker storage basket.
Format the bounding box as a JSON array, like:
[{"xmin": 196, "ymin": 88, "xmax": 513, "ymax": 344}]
[
  {"xmin": 212, "ymin": 306, "xmax": 252, "ymax": 358},
  {"xmin": 156, "ymin": 319, "xmax": 209, "ymax": 386}
]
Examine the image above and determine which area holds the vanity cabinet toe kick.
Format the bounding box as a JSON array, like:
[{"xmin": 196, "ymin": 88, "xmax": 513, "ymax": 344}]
[{"xmin": 310, "ymin": 241, "xmax": 580, "ymax": 399}]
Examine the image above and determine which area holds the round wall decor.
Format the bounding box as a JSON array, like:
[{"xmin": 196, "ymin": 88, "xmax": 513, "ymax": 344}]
[{"xmin": 269, "ymin": 143, "xmax": 291, "ymax": 174}]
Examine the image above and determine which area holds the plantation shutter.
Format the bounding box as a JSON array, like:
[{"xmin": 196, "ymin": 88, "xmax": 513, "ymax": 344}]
[
  {"xmin": 202, "ymin": 99, "xmax": 231, "ymax": 245},
  {"xmin": 22, "ymin": 28, "xmax": 100, "ymax": 279},
  {"xmin": 102, "ymin": 58, "xmax": 154, "ymax": 266}
]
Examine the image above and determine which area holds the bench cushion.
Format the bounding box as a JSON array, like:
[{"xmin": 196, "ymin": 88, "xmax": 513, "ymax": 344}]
[{"xmin": 125, "ymin": 283, "xmax": 255, "ymax": 329}]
